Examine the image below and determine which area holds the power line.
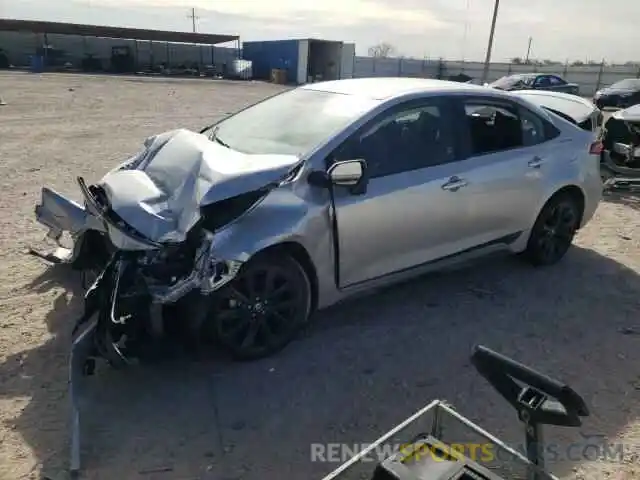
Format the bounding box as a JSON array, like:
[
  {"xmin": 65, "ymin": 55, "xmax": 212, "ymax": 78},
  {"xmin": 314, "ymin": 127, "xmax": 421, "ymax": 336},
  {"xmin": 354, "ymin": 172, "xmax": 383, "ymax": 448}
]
[{"xmin": 187, "ymin": 7, "xmax": 200, "ymax": 33}]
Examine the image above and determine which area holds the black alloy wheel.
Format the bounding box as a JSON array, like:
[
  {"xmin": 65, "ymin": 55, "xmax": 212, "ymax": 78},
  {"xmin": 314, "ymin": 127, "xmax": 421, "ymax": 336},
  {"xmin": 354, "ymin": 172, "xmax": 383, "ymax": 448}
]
[
  {"xmin": 524, "ymin": 194, "xmax": 581, "ymax": 266},
  {"xmin": 211, "ymin": 253, "xmax": 312, "ymax": 360}
]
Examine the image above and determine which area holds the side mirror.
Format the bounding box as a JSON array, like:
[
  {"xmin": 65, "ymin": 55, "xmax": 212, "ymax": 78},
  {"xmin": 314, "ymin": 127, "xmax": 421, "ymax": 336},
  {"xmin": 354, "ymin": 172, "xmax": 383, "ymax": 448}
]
[{"xmin": 327, "ymin": 159, "xmax": 368, "ymax": 195}]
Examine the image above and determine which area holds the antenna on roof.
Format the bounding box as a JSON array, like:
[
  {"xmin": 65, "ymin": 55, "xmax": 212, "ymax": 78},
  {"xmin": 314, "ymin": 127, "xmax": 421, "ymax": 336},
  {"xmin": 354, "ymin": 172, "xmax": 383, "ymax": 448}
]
[{"xmin": 187, "ymin": 7, "xmax": 200, "ymax": 33}]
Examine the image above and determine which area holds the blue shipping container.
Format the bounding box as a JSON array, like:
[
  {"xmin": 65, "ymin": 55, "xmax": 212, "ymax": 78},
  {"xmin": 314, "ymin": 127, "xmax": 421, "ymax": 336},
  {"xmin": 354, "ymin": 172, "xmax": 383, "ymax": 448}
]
[
  {"xmin": 242, "ymin": 40, "xmax": 299, "ymax": 83},
  {"xmin": 30, "ymin": 55, "xmax": 44, "ymax": 73}
]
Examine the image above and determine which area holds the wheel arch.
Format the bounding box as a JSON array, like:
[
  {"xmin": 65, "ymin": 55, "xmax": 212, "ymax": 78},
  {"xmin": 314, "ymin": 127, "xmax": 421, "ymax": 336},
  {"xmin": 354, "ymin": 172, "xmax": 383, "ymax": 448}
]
[
  {"xmin": 543, "ymin": 184, "xmax": 586, "ymax": 227},
  {"xmin": 255, "ymin": 241, "xmax": 319, "ymax": 313}
]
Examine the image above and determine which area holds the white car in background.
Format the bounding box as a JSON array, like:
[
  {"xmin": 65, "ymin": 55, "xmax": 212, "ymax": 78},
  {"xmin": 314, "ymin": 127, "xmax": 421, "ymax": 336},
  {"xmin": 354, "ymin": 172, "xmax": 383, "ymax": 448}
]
[{"xmin": 511, "ymin": 90, "xmax": 603, "ymax": 132}]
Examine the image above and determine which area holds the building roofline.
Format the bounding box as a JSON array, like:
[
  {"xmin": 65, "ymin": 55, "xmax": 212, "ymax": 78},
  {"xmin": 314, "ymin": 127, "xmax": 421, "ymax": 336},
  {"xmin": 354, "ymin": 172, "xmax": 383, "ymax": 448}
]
[{"xmin": 0, "ymin": 18, "xmax": 239, "ymax": 45}]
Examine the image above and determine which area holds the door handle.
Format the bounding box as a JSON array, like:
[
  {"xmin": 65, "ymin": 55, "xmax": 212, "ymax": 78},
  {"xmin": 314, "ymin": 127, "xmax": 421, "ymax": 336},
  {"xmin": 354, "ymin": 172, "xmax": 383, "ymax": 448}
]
[
  {"xmin": 528, "ymin": 156, "xmax": 544, "ymax": 168},
  {"xmin": 441, "ymin": 176, "xmax": 468, "ymax": 191}
]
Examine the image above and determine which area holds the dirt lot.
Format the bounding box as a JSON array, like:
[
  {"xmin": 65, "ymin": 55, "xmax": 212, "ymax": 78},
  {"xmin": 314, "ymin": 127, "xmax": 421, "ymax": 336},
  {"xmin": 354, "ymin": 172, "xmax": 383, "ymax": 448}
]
[{"xmin": 1, "ymin": 72, "xmax": 640, "ymax": 480}]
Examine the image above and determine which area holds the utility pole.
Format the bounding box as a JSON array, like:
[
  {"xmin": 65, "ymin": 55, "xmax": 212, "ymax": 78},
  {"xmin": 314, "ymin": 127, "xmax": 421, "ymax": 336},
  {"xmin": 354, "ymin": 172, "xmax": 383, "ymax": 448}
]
[
  {"xmin": 480, "ymin": 0, "xmax": 500, "ymax": 85},
  {"xmin": 524, "ymin": 36, "xmax": 533, "ymax": 64},
  {"xmin": 187, "ymin": 8, "xmax": 200, "ymax": 33}
]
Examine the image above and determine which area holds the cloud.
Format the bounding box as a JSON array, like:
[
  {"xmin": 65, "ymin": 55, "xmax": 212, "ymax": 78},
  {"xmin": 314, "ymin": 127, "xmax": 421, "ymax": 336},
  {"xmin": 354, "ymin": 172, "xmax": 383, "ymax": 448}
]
[
  {"xmin": 6, "ymin": 0, "xmax": 640, "ymax": 62},
  {"xmin": 99, "ymin": 0, "xmax": 451, "ymax": 31}
]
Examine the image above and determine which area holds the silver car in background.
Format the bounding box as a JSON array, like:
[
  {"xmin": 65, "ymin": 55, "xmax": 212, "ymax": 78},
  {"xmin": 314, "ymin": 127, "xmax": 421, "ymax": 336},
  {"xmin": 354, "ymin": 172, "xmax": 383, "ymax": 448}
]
[{"xmin": 32, "ymin": 77, "xmax": 603, "ymax": 363}]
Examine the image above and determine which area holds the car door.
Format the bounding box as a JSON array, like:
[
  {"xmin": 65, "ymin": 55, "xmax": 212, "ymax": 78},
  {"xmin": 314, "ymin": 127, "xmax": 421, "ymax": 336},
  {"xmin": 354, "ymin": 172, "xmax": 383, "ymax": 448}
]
[
  {"xmin": 448, "ymin": 96, "xmax": 550, "ymax": 247},
  {"xmin": 328, "ymin": 97, "xmax": 470, "ymax": 288}
]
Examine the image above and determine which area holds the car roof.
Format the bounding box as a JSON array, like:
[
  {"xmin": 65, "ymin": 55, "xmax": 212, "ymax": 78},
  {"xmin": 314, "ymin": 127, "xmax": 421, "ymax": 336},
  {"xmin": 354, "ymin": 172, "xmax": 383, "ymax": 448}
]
[
  {"xmin": 301, "ymin": 77, "xmax": 508, "ymax": 101},
  {"xmin": 609, "ymin": 78, "xmax": 640, "ymax": 88}
]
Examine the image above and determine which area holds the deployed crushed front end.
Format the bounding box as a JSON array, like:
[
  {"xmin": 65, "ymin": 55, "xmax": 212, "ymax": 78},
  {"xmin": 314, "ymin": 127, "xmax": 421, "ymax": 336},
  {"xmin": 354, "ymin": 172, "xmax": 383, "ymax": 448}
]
[
  {"xmin": 600, "ymin": 105, "xmax": 640, "ymax": 190},
  {"xmin": 29, "ymin": 128, "xmax": 303, "ymax": 475}
]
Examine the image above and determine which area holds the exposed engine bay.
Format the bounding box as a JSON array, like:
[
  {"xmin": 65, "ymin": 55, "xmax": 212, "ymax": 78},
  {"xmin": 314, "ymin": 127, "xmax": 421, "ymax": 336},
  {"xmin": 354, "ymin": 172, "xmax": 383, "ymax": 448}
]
[
  {"xmin": 602, "ymin": 111, "xmax": 640, "ymax": 168},
  {"xmin": 600, "ymin": 105, "xmax": 640, "ymax": 192}
]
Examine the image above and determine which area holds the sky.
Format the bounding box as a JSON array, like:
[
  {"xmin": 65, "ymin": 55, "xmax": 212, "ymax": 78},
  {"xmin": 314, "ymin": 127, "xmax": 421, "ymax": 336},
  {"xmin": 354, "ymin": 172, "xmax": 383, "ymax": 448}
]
[{"xmin": 1, "ymin": 0, "xmax": 639, "ymax": 62}]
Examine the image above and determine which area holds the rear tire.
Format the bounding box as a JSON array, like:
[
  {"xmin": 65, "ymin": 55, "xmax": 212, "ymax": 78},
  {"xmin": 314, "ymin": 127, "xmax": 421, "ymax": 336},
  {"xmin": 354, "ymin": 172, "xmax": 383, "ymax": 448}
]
[
  {"xmin": 522, "ymin": 193, "xmax": 581, "ymax": 266},
  {"xmin": 209, "ymin": 252, "xmax": 312, "ymax": 361}
]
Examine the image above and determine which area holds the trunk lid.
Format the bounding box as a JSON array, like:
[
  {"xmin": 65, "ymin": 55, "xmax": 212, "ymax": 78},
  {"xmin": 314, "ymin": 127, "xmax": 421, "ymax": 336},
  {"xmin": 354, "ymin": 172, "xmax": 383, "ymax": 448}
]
[{"xmin": 513, "ymin": 90, "xmax": 597, "ymax": 125}]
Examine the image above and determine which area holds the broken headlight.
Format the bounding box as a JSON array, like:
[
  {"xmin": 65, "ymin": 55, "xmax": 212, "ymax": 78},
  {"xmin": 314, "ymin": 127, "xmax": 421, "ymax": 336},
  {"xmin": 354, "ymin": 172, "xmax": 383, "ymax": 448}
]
[{"xmin": 200, "ymin": 188, "xmax": 270, "ymax": 232}]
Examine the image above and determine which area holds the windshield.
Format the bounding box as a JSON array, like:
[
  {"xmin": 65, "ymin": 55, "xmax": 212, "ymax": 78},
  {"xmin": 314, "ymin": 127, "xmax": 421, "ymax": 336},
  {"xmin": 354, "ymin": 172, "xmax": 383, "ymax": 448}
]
[
  {"xmin": 491, "ymin": 74, "xmax": 534, "ymax": 89},
  {"xmin": 610, "ymin": 79, "xmax": 640, "ymax": 90},
  {"xmin": 207, "ymin": 88, "xmax": 381, "ymax": 156}
]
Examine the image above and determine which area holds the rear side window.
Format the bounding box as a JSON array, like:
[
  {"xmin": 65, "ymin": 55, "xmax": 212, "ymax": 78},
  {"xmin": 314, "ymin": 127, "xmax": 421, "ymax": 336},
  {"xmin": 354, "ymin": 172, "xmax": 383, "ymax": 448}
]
[
  {"xmin": 463, "ymin": 101, "xmax": 559, "ymax": 156},
  {"xmin": 464, "ymin": 103, "xmax": 523, "ymax": 155},
  {"xmin": 577, "ymin": 117, "xmax": 594, "ymax": 132},
  {"xmin": 519, "ymin": 108, "xmax": 547, "ymax": 146}
]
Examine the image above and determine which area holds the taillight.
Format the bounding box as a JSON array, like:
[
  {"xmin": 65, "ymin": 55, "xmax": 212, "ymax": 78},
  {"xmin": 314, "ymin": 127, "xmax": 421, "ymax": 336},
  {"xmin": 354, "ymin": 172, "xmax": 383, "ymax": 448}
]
[{"xmin": 589, "ymin": 140, "xmax": 604, "ymax": 155}]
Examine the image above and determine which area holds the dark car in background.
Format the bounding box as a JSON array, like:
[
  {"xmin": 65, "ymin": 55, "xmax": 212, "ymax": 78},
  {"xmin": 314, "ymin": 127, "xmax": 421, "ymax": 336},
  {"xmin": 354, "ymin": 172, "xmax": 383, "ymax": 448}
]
[
  {"xmin": 593, "ymin": 78, "xmax": 640, "ymax": 109},
  {"xmin": 490, "ymin": 73, "xmax": 580, "ymax": 95}
]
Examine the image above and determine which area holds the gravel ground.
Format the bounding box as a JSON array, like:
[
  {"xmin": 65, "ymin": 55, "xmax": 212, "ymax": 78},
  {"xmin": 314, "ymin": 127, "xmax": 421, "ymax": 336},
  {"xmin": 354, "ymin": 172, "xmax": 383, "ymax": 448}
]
[{"xmin": 1, "ymin": 72, "xmax": 640, "ymax": 480}]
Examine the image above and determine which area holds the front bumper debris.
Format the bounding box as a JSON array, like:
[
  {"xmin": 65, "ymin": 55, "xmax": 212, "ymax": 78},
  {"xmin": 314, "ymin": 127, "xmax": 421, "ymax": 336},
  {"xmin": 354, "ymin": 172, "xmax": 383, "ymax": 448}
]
[{"xmin": 29, "ymin": 186, "xmax": 92, "ymax": 265}]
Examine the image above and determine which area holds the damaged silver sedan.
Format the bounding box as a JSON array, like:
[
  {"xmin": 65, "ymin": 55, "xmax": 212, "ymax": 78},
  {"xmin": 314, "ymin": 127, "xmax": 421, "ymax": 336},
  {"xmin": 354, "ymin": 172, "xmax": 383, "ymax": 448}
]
[
  {"xmin": 31, "ymin": 77, "xmax": 603, "ymax": 474},
  {"xmin": 32, "ymin": 78, "xmax": 603, "ymax": 366}
]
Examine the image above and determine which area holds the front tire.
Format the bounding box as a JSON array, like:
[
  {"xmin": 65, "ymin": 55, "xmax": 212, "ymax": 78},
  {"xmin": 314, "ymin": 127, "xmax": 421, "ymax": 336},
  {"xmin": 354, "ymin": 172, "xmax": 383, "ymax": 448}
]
[
  {"xmin": 210, "ymin": 252, "xmax": 312, "ymax": 361},
  {"xmin": 522, "ymin": 193, "xmax": 581, "ymax": 266}
]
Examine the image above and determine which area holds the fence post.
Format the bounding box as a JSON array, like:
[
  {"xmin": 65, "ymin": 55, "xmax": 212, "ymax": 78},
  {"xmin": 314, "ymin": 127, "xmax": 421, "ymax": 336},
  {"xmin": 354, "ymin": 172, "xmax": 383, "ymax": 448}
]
[
  {"xmin": 507, "ymin": 62, "xmax": 512, "ymax": 75},
  {"xmin": 398, "ymin": 57, "xmax": 403, "ymax": 76},
  {"xmin": 133, "ymin": 40, "xmax": 139, "ymax": 71},
  {"xmin": 595, "ymin": 58, "xmax": 605, "ymax": 92},
  {"xmin": 373, "ymin": 57, "xmax": 376, "ymax": 75},
  {"xmin": 563, "ymin": 60, "xmax": 568, "ymax": 77},
  {"xmin": 636, "ymin": 66, "xmax": 640, "ymax": 79}
]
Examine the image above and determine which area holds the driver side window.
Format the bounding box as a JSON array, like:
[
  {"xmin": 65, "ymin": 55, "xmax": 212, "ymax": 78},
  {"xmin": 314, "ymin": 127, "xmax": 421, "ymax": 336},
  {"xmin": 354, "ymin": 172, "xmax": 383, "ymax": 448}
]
[{"xmin": 334, "ymin": 102, "xmax": 455, "ymax": 178}]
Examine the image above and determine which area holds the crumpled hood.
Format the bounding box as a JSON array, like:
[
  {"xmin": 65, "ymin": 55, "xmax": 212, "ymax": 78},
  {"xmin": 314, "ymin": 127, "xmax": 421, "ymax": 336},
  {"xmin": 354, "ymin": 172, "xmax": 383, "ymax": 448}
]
[{"xmin": 98, "ymin": 128, "xmax": 300, "ymax": 243}]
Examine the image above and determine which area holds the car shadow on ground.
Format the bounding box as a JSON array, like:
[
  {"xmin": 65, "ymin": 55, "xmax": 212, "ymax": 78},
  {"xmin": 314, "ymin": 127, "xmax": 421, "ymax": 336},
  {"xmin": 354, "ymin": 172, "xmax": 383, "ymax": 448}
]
[{"xmin": 1, "ymin": 246, "xmax": 640, "ymax": 480}]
